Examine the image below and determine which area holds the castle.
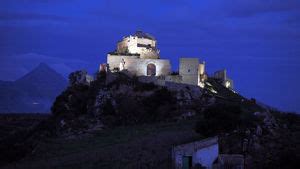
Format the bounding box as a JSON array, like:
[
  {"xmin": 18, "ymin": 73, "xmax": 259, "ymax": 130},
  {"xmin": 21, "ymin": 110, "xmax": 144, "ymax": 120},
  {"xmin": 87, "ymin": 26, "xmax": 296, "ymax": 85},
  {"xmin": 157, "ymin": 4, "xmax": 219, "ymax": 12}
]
[{"xmin": 100, "ymin": 31, "xmax": 234, "ymax": 89}]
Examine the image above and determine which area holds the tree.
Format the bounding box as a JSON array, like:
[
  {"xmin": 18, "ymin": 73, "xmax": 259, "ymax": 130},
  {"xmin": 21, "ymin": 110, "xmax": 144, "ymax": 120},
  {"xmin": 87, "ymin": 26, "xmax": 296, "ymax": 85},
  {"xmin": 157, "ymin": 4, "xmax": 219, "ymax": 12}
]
[{"xmin": 195, "ymin": 104, "xmax": 250, "ymax": 137}]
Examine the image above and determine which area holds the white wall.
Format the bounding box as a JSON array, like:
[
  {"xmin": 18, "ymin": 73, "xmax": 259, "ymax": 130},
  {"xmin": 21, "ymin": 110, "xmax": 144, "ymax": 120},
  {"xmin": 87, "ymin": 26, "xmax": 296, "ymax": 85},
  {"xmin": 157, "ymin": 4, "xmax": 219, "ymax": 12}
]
[
  {"xmin": 179, "ymin": 58, "xmax": 199, "ymax": 85},
  {"xmin": 107, "ymin": 54, "xmax": 139, "ymax": 71},
  {"xmin": 173, "ymin": 143, "xmax": 218, "ymax": 169},
  {"xmin": 136, "ymin": 37, "xmax": 156, "ymax": 47},
  {"xmin": 117, "ymin": 36, "xmax": 159, "ymax": 59},
  {"xmin": 172, "ymin": 137, "xmax": 218, "ymax": 169},
  {"xmin": 124, "ymin": 58, "xmax": 171, "ymax": 76},
  {"xmin": 193, "ymin": 144, "xmax": 219, "ymax": 169}
]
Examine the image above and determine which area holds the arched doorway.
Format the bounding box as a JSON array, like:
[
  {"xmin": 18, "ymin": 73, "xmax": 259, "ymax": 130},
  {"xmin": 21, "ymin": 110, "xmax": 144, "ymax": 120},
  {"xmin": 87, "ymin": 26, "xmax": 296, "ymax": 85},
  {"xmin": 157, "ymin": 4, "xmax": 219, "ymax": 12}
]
[{"xmin": 147, "ymin": 63, "xmax": 156, "ymax": 76}]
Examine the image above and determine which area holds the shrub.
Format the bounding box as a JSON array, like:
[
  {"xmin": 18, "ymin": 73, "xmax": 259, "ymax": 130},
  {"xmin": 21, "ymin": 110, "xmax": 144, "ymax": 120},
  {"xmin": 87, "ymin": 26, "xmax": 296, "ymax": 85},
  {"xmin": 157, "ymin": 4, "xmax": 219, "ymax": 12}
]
[
  {"xmin": 195, "ymin": 104, "xmax": 257, "ymax": 137},
  {"xmin": 51, "ymin": 85, "xmax": 90, "ymax": 117}
]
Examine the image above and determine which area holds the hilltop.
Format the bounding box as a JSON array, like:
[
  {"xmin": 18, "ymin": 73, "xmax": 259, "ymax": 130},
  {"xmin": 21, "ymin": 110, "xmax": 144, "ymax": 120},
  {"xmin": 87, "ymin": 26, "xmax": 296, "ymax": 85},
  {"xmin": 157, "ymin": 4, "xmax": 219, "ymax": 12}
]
[
  {"xmin": 0, "ymin": 70, "xmax": 299, "ymax": 169},
  {"xmin": 49, "ymin": 70, "xmax": 257, "ymax": 135}
]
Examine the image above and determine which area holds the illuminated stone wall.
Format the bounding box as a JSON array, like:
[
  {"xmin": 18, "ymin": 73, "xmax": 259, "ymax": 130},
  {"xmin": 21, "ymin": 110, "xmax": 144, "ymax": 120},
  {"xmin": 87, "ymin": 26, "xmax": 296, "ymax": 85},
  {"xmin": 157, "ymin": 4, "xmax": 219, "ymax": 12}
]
[
  {"xmin": 213, "ymin": 69, "xmax": 234, "ymax": 89},
  {"xmin": 107, "ymin": 54, "xmax": 170, "ymax": 76},
  {"xmin": 106, "ymin": 32, "xmax": 215, "ymax": 88},
  {"xmin": 225, "ymin": 78, "xmax": 234, "ymax": 89},
  {"xmin": 116, "ymin": 35, "xmax": 159, "ymax": 59},
  {"xmin": 198, "ymin": 63, "xmax": 205, "ymax": 75},
  {"xmin": 107, "ymin": 54, "xmax": 139, "ymax": 72},
  {"xmin": 123, "ymin": 58, "xmax": 171, "ymax": 76},
  {"xmin": 179, "ymin": 58, "xmax": 199, "ymax": 85},
  {"xmin": 198, "ymin": 62, "xmax": 206, "ymax": 87}
]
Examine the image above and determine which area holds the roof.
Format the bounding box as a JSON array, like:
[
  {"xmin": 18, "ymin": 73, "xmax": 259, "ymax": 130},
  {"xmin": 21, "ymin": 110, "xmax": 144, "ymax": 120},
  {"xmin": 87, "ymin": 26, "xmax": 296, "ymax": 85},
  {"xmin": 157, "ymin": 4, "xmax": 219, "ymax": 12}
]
[
  {"xmin": 133, "ymin": 31, "xmax": 156, "ymax": 40},
  {"xmin": 173, "ymin": 136, "xmax": 218, "ymax": 152}
]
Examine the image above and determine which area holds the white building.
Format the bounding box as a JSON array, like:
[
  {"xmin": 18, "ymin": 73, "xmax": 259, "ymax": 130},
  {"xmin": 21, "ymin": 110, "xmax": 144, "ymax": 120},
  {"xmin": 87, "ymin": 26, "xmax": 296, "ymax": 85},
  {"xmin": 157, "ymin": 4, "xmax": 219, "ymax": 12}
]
[
  {"xmin": 107, "ymin": 31, "xmax": 171, "ymax": 76},
  {"xmin": 172, "ymin": 137, "xmax": 219, "ymax": 169}
]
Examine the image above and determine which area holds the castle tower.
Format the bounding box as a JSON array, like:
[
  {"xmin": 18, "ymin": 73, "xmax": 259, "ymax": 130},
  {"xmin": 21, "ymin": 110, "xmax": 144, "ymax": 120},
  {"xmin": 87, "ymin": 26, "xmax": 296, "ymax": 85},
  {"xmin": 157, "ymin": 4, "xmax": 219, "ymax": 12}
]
[
  {"xmin": 116, "ymin": 31, "xmax": 160, "ymax": 59},
  {"xmin": 179, "ymin": 58, "xmax": 199, "ymax": 86},
  {"xmin": 106, "ymin": 31, "xmax": 171, "ymax": 77}
]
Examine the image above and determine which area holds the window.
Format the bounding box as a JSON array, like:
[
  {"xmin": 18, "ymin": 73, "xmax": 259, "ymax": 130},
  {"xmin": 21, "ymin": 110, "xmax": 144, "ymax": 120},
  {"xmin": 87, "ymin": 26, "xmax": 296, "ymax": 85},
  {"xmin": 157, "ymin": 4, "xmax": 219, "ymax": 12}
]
[{"xmin": 147, "ymin": 63, "xmax": 156, "ymax": 76}]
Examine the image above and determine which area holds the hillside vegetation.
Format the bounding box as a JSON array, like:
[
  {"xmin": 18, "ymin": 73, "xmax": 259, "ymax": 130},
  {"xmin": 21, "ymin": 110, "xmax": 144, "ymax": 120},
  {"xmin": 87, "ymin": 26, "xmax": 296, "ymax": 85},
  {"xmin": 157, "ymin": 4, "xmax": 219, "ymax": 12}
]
[{"xmin": 0, "ymin": 71, "xmax": 299, "ymax": 169}]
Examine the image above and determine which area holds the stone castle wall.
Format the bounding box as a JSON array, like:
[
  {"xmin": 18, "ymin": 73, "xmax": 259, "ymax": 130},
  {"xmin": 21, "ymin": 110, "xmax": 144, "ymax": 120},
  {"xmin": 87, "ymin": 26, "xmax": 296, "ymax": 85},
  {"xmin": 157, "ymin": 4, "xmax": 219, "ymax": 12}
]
[
  {"xmin": 213, "ymin": 69, "xmax": 234, "ymax": 89},
  {"xmin": 179, "ymin": 58, "xmax": 199, "ymax": 85},
  {"xmin": 117, "ymin": 36, "xmax": 158, "ymax": 59},
  {"xmin": 107, "ymin": 54, "xmax": 170, "ymax": 76},
  {"xmin": 124, "ymin": 58, "xmax": 171, "ymax": 76},
  {"xmin": 107, "ymin": 54, "xmax": 139, "ymax": 71},
  {"xmin": 104, "ymin": 31, "xmax": 218, "ymax": 89},
  {"xmin": 214, "ymin": 69, "xmax": 227, "ymax": 81},
  {"xmin": 107, "ymin": 55, "xmax": 211, "ymax": 88}
]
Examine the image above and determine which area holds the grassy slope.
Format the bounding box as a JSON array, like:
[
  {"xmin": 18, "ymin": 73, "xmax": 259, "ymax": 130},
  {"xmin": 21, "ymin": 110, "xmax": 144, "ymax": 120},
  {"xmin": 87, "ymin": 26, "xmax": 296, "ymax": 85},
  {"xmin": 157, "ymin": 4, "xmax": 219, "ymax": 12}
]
[{"xmin": 3, "ymin": 119, "xmax": 201, "ymax": 169}]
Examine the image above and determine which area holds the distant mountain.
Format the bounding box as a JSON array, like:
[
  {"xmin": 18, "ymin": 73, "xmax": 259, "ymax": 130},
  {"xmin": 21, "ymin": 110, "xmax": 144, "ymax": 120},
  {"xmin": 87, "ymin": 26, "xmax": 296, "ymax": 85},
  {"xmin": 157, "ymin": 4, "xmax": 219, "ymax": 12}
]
[{"xmin": 0, "ymin": 63, "xmax": 67, "ymax": 113}]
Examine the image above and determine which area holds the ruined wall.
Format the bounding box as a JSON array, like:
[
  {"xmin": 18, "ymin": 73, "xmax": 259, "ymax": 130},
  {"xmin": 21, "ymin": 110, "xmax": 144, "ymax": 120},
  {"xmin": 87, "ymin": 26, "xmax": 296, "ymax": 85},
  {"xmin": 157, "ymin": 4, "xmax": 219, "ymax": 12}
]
[
  {"xmin": 213, "ymin": 69, "xmax": 234, "ymax": 89},
  {"xmin": 214, "ymin": 69, "xmax": 227, "ymax": 81},
  {"xmin": 179, "ymin": 58, "xmax": 199, "ymax": 86}
]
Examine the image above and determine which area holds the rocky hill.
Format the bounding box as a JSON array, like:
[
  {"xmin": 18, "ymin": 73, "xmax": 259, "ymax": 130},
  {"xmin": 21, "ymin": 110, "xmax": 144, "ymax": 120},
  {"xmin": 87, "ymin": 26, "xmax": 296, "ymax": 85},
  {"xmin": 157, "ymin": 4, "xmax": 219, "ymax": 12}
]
[
  {"xmin": 0, "ymin": 70, "xmax": 299, "ymax": 169},
  {"xmin": 49, "ymin": 70, "xmax": 258, "ymax": 135}
]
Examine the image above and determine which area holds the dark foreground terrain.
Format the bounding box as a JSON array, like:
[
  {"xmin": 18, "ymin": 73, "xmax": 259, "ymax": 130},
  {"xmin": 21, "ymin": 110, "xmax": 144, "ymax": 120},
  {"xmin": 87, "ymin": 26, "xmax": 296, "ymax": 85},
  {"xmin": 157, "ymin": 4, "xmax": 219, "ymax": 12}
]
[
  {"xmin": 0, "ymin": 113, "xmax": 50, "ymax": 166},
  {"xmin": 0, "ymin": 112, "xmax": 299, "ymax": 169},
  {"xmin": 1, "ymin": 117, "xmax": 200, "ymax": 169},
  {"xmin": 0, "ymin": 113, "xmax": 49, "ymax": 140}
]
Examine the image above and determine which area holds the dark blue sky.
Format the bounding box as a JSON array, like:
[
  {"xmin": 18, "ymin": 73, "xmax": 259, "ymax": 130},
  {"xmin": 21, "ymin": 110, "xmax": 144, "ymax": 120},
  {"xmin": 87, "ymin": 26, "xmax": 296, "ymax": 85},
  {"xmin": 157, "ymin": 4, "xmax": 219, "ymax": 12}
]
[{"xmin": 1, "ymin": 0, "xmax": 300, "ymax": 112}]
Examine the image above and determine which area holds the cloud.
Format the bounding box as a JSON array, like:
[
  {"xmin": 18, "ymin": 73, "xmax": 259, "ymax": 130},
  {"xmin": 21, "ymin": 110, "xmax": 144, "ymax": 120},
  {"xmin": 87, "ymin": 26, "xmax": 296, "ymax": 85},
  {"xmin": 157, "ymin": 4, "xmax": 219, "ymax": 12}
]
[
  {"xmin": 225, "ymin": 0, "xmax": 300, "ymax": 17},
  {"xmin": 0, "ymin": 12, "xmax": 69, "ymax": 22}
]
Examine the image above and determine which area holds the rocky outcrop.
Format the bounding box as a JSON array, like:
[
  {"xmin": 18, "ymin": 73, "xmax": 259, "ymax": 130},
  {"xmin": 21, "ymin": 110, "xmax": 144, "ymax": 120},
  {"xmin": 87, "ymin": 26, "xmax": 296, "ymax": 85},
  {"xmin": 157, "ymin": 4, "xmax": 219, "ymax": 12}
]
[
  {"xmin": 51, "ymin": 71, "xmax": 252, "ymax": 136},
  {"xmin": 219, "ymin": 109, "xmax": 300, "ymax": 169},
  {"xmin": 68, "ymin": 70, "xmax": 93, "ymax": 86}
]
